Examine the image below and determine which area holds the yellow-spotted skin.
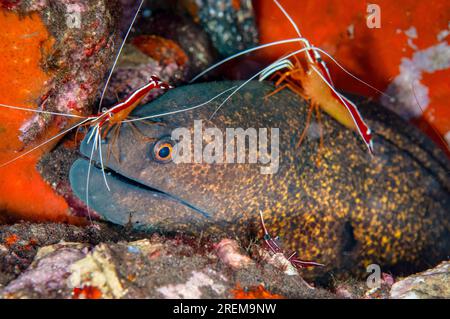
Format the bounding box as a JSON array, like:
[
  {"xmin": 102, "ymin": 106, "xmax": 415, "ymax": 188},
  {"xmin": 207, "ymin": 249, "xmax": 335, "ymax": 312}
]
[{"xmin": 74, "ymin": 81, "xmax": 449, "ymax": 278}]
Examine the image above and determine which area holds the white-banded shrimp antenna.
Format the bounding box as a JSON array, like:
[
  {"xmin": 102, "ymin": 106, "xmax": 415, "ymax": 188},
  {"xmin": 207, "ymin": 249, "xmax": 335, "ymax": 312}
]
[
  {"xmin": 411, "ymin": 81, "xmax": 450, "ymax": 154},
  {"xmin": 313, "ymin": 48, "xmax": 394, "ymax": 100},
  {"xmin": 189, "ymin": 39, "xmax": 386, "ymax": 100},
  {"xmin": 0, "ymin": 103, "xmax": 89, "ymax": 119},
  {"xmin": 272, "ymin": 0, "xmax": 316, "ymax": 65},
  {"xmin": 0, "ymin": 118, "xmax": 91, "ymax": 169},
  {"xmin": 259, "ymin": 211, "xmax": 269, "ymax": 235},
  {"xmin": 87, "ymin": 122, "xmax": 99, "ymax": 144},
  {"xmin": 209, "ymin": 47, "xmax": 311, "ymax": 120},
  {"xmin": 259, "ymin": 59, "xmax": 294, "ymax": 81},
  {"xmin": 273, "ymin": 0, "xmax": 392, "ymax": 100},
  {"xmin": 97, "ymin": 0, "xmax": 145, "ymax": 113},
  {"xmin": 273, "ymin": 0, "xmax": 303, "ymax": 38},
  {"xmin": 309, "ymin": 63, "xmax": 373, "ymax": 154},
  {"xmin": 85, "ymin": 125, "xmax": 99, "ymax": 224},
  {"xmin": 122, "ymin": 86, "xmax": 237, "ymax": 123},
  {"xmin": 274, "ymin": 0, "xmax": 380, "ymax": 98},
  {"xmin": 189, "ymin": 38, "xmax": 310, "ymax": 83},
  {"xmin": 97, "ymin": 128, "xmax": 111, "ymax": 191}
]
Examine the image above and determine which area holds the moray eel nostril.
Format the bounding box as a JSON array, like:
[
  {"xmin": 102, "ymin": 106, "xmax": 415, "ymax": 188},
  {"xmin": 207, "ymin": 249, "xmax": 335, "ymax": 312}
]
[{"xmin": 70, "ymin": 81, "xmax": 449, "ymax": 278}]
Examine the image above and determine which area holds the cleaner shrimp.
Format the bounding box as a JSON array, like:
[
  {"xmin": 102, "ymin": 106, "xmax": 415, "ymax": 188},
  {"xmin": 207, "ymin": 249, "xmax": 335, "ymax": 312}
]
[
  {"xmin": 0, "ymin": 74, "xmax": 171, "ymax": 211},
  {"xmin": 259, "ymin": 211, "xmax": 324, "ymax": 270},
  {"xmin": 0, "ymin": 0, "xmax": 146, "ymax": 169},
  {"xmin": 0, "ymin": 0, "xmax": 405, "ymax": 221},
  {"xmin": 190, "ymin": 0, "xmax": 401, "ymax": 155},
  {"xmin": 0, "ymin": 0, "xmax": 233, "ymax": 221},
  {"xmin": 0, "ymin": 0, "xmax": 387, "ymax": 185}
]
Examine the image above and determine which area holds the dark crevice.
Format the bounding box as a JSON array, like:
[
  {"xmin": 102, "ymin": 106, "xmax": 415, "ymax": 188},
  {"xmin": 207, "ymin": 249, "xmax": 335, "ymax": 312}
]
[{"xmin": 341, "ymin": 221, "xmax": 357, "ymax": 253}]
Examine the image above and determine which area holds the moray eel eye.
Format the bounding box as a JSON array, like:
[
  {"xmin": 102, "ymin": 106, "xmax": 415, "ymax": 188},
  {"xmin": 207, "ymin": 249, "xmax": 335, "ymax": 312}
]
[{"xmin": 152, "ymin": 138, "xmax": 175, "ymax": 163}]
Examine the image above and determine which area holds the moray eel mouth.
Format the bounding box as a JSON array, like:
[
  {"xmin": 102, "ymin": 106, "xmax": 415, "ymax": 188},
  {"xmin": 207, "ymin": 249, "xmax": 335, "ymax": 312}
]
[
  {"xmin": 68, "ymin": 81, "xmax": 450, "ymax": 278},
  {"xmin": 69, "ymin": 157, "xmax": 212, "ymax": 231}
]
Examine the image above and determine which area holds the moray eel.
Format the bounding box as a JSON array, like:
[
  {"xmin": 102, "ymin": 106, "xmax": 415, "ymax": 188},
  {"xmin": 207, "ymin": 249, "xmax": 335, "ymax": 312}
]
[{"xmin": 70, "ymin": 81, "xmax": 449, "ymax": 277}]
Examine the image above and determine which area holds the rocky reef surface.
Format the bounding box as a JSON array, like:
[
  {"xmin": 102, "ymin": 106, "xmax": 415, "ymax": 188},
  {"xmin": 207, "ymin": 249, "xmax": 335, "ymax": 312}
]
[
  {"xmin": 0, "ymin": 222, "xmax": 448, "ymax": 299},
  {"xmin": 0, "ymin": 1, "xmax": 448, "ymax": 300}
]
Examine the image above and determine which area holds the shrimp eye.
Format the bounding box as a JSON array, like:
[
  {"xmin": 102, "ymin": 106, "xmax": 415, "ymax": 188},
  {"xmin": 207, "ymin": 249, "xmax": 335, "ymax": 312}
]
[{"xmin": 152, "ymin": 138, "xmax": 175, "ymax": 163}]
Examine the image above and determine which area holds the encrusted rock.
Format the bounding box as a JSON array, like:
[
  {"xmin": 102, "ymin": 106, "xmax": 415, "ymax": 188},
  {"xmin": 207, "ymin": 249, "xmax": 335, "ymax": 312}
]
[
  {"xmin": 0, "ymin": 224, "xmax": 333, "ymax": 299},
  {"xmin": 1, "ymin": 243, "xmax": 88, "ymax": 299},
  {"xmin": 214, "ymin": 239, "xmax": 253, "ymax": 270},
  {"xmin": 69, "ymin": 243, "xmax": 127, "ymax": 299}
]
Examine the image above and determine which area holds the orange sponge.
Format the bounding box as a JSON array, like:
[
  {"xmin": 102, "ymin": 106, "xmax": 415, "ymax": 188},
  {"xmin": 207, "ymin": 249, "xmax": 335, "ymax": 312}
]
[{"xmin": 0, "ymin": 11, "xmax": 78, "ymax": 223}]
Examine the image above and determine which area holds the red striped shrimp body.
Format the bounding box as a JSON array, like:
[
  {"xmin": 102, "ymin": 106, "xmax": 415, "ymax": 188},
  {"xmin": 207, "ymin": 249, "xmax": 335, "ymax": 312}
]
[
  {"xmin": 0, "ymin": 74, "xmax": 172, "ymax": 224},
  {"xmin": 259, "ymin": 211, "xmax": 324, "ymax": 271},
  {"xmin": 264, "ymin": 54, "xmax": 373, "ymax": 153},
  {"xmin": 90, "ymin": 76, "xmax": 172, "ymax": 138},
  {"xmin": 191, "ymin": 0, "xmax": 375, "ymax": 154},
  {"xmin": 0, "ymin": 75, "xmax": 172, "ymax": 170},
  {"xmin": 0, "ymin": 1, "xmax": 177, "ymax": 222},
  {"xmin": 258, "ymin": 0, "xmax": 374, "ymax": 154}
]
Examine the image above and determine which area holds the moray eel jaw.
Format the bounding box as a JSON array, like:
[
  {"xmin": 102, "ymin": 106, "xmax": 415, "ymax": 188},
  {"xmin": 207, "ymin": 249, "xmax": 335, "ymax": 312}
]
[
  {"xmin": 69, "ymin": 81, "xmax": 450, "ymax": 278},
  {"xmin": 69, "ymin": 158, "xmax": 212, "ymax": 232}
]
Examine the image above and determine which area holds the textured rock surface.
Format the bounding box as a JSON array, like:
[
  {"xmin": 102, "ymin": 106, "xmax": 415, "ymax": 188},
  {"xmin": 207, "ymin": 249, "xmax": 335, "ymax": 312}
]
[
  {"xmin": 390, "ymin": 261, "xmax": 450, "ymax": 299},
  {"xmin": 0, "ymin": 222, "xmax": 333, "ymax": 299},
  {"xmin": 0, "ymin": 0, "xmax": 120, "ymax": 222},
  {"xmin": 254, "ymin": 0, "xmax": 450, "ymax": 154},
  {"xmin": 0, "ymin": 222, "xmax": 448, "ymax": 299}
]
